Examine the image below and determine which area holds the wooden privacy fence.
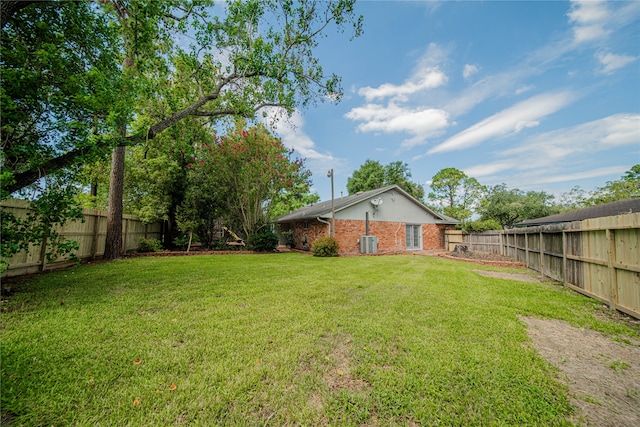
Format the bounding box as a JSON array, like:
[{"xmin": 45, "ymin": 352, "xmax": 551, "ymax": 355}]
[
  {"xmin": 444, "ymin": 213, "xmax": 639, "ymax": 319},
  {"xmin": 1, "ymin": 199, "xmax": 162, "ymax": 277},
  {"xmin": 445, "ymin": 230, "xmax": 503, "ymax": 254},
  {"xmin": 502, "ymin": 213, "xmax": 639, "ymax": 319}
]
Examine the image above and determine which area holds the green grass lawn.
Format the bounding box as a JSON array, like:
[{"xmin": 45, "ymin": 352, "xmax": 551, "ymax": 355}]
[{"xmin": 1, "ymin": 254, "xmax": 638, "ymax": 426}]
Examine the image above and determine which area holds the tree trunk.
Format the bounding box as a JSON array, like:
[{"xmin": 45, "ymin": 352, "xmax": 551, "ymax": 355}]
[
  {"xmin": 90, "ymin": 181, "xmax": 98, "ymax": 208},
  {"xmin": 104, "ymin": 145, "xmax": 126, "ymax": 259}
]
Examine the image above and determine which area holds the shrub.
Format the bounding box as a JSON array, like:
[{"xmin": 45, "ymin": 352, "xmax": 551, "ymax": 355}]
[
  {"xmin": 247, "ymin": 230, "xmax": 279, "ymax": 252},
  {"xmin": 311, "ymin": 236, "xmax": 339, "ymax": 257},
  {"xmin": 209, "ymin": 239, "xmax": 229, "ymax": 251},
  {"xmin": 138, "ymin": 237, "xmax": 163, "ymax": 253},
  {"xmin": 462, "ymin": 219, "xmax": 503, "ymax": 233},
  {"xmin": 173, "ymin": 234, "xmax": 191, "ymax": 251},
  {"xmin": 281, "ymin": 230, "xmax": 295, "ymax": 248}
]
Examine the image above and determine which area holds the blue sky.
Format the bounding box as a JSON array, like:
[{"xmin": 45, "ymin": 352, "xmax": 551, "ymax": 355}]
[{"xmin": 264, "ymin": 0, "xmax": 640, "ymax": 203}]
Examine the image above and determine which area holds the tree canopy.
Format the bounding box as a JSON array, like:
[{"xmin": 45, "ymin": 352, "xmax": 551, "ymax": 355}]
[
  {"xmin": 477, "ymin": 184, "xmax": 558, "ymax": 228},
  {"xmin": 1, "ymin": 0, "xmax": 363, "ymax": 260},
  {"xmin": 427, "ymin": 167, "xmax": 485, "ymax": 223},
  {"xmin": 2, "ymin": 0, "xmax": 363, "ymax": 194},
  {"xmin": 347, "ymin": 160, "xmax": 425, "ymax": 201}
]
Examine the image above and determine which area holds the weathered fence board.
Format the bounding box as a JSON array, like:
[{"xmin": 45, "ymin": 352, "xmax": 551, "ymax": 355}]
[
  {"xmin": 503, "ymin": 213, "xmax": 639, "ymax": 319},
  {"xmin": 445, "ymin": 212, "xmax": 639, "ymax": 319},
  {"xmin": 1, "ymin": 199, "xmax": 162, "ymax": 277}
]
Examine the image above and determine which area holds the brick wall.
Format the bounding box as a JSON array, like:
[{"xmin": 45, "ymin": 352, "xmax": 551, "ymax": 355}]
[
  {"xmin": 282, "ymin": 219, "xmax": 452, "ymax": 254},
  {"xmin": 282, "ymin": 220, "xmax": 329, "ymax": 251}
]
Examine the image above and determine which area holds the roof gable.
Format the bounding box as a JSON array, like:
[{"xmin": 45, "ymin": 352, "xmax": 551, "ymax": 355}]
[{"xmin": 276, "ymin": 185, "xmax": 458, "ymax": 224}]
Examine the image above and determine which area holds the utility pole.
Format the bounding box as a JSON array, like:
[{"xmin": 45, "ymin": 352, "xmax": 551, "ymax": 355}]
[{"xmin": 327, "ymin": 169, "xmax": 335, "ymax": 237}]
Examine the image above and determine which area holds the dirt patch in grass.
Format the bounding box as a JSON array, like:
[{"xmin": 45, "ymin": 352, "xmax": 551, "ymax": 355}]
[
  {"xmin": 438, "ymin": 251, "xmax": 526, "ymax": 268},
  {"xmin": 521, "ymin": 316, "xmax": 640, "ymax": 427},
  {"xmin": 473, "ymin": 269, "xmax": 541, "ymax": 283},
  {"xmin": 322, "ymin": 335, "xmax": 370, "ymax": 393}
]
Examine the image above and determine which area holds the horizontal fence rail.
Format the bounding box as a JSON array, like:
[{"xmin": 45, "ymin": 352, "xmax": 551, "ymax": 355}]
[
  {"xmin": 445, "ymin": 212, "xmax": 639, "ymax": 320},
  {"xmin": 1, "ymin": 199, "xmax": 162, "ymax": 277}
]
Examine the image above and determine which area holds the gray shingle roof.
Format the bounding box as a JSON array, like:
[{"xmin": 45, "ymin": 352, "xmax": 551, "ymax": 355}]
[
  {"xmin": 276, "ymin": 184, "xmax": 458, "ymax": 224},
  {"xmin": 515, "ymin": 198, "xmax": 640, "ymax": 227}
]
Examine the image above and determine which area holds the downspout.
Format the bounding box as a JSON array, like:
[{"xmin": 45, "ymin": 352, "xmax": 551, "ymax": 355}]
[
  {"xmin": 317, "ymin": 217, "xmax": 331, "ymax": 236},
  {"xmin": 395, "ymin": 222, "xmax": 403, "ymax": 249}
]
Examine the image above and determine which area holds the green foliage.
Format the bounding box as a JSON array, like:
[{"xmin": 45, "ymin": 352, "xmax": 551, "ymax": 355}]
[
  {"xmin": 347, "ymin": 160, "xmax": 425, "ymax": 201},
  {"xmin": 1, "ymin": 1, "xmax": 122, "ymax": 194},
  {"xmin": 462, "ymin": 219, "xmax": 503, "ymax": 233},
  {"xmin": 172, "ymin": 235, "xmax": 191, "ymax": 251},
  {"xmin": 559, "ymin": 165, "xmax": 640, "ymax": 211},
  {"xmin": 478, "ymin": 184, "xmax": 558, "ymax": 228},
  {"xmin": 347, "ymin": 160, "xmax": 385, "ymax": 193},
  {"xmin": 209, "ymin": 239, "xmax": 230, "ymax": 251},
  {"xmin": 281, "ymin": 230, "xmax": 296, "ymax": 248},
  {"xmin": 311, "ymin": 236, "xmax": 339, "ymax": 257},
  {"xmin": 428, "ymin": 168, "xmax": 486, "ymax": 223},
  {"xmin": 183, "ymin": 123, "xmax": 312, "ymax": 238},
  {"xmin": 1, "ymin": 187, "xmax": 83, "ymax": 272},
  {"xmin": 137, "ymin": 237, "xmax": 163, "ymax": 253},
  {"xmin": 247, "ymin": 230, "xmax": 279, "ymax": 252},
  {"xmin": 270, "ymin": 182, "xmax": 320, "ymax": 220}
]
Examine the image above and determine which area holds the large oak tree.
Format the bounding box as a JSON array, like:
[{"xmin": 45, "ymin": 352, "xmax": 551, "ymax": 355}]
[{"xmin": 2, "ymin": 0, "xmax": 363, "ymax": 259}]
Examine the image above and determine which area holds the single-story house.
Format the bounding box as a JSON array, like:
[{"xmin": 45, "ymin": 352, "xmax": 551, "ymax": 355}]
[
  {"xmin": 276, "ymin": 185, "xmax": 458, "ymax": 254},
  {"xmin": 515, "ymin": 198, "xmax": 640, "ymax": 227}
]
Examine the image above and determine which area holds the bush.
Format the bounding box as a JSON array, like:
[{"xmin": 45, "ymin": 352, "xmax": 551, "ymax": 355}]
[
  {"xmin": 247, "ymin": 230, "xmax": 279, "ymax": 252},
  {"xmin": 173, "ymin": 234, "xmax": 190, "ymax": 251},
  {"xmin": 209, "ymin": 239, "xmax": 229, "ymax": 251},
  {"xmin": 138, "ymin": 237, "xmax": 163, "ymax": 253},
  {"xmin": 311, "ymin": 236, "xmax": 339, "ymax": 257},
  {"xmin": 462, "ymin": 219, "xmax": 503, "ymax": 233},
  {"xmin": 281, "ymin": 230, "xmax": 295, "ymax": 248}
]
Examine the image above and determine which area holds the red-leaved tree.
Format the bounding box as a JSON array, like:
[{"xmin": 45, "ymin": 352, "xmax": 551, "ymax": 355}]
[{"xmin": 180, "ymin": 124, "xmax": 310, "ymax": 240}]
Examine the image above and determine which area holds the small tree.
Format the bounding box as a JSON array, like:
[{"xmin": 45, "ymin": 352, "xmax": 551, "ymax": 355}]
[
  {"xmin": 347, "ymin": 159, "xmax": 425, "ymax": 201},
  {"xmin": 1, "ymin": 185, "xmax": 83, "ymax": 272},
  {"xmin": 183, "ymin": 124, "xmax": 312, "ymax": 239},
  {"xmin": 478, "ymin": 184, "xmax": 558, "ymax": 228},
  {"xmin": 428, "ymin": 167, "xmax": 485, "ymax": 224}
]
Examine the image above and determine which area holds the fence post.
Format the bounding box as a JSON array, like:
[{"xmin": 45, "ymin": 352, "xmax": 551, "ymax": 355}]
[
  {"xmin": 122, "ymin": 217, "xmax": 129, "ymax": 254},
  {"xmin": 539, "ymin": 230, "xmax": 546, "ymax": 279},
  {"xmin": 39, "ymin": 233, "xmax": 49, "ymax": 272},
  {"xmin": 525, "ymin": 232, "xmax": 529, "ymax": 267},
  {"xmin": 91, "ymin": 212, "xmax": 100, "ymax": 259},
  {"xmin": 606, "ymin": 229, "xmax": 618, "ymax": 311},
  {"xmin": 562, "ymin": 230, "xmax": 567, "ymax": 286}
]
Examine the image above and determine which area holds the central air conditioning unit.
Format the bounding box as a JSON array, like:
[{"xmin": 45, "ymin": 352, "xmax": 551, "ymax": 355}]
[{"xmin": 360, "ymin": 236, "xmax": 378, "ymax": 254}]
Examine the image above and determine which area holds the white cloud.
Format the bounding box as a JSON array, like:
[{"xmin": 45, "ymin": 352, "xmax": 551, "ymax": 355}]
[
  {"xmin": 261, "ymin": 108, "xmax": 333, "ymax": 161},
  {"xmin": 463, "ymin": 64, "xmax": 479, "ymax": 80},
  {"xmin": 461, "ymin": 114, "xmax": 639, "ymax": 189},
  {"xmin": 358, "ymin": 68, "xmax": 447, "ymax": 101},
  {"xmin": 568, "ymin": 0, "xmax": 611, "ymax": 43},
  {"xmin": 345, "ymin": 102, "xmax": 450, "ymax": 148},
  {"xmin": 502, "ymin": 113, "xmax": 640, "ymax": 158},
  {"xmin": 529, "ymin": 166, "xmax": 631, "ymax": 185},
  {"xmin": 595, "ymin": 51, "xmax": 636, "ymax": 74},
  {"xmin": 428, "ymin": 91, "xmax": 575, "ymax": 154},
  {"xmin": 463, "ymin": 161, "xmax": 514, "ymax": 179},
  {"xmin": 357, "ymin": 43, "xmax": 449, "ymax": 101},
  {"xmin": 515, "ymin": 84, "xmax": 535, "ymax": 95}
]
